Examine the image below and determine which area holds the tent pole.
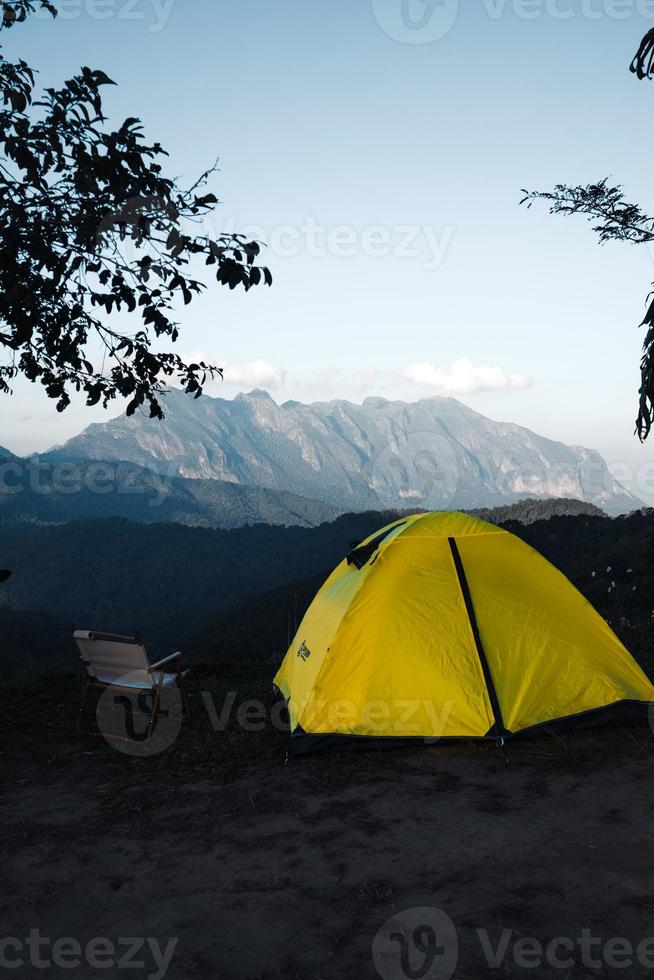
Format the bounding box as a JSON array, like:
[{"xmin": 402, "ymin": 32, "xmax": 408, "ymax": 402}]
[{"xmin": 448, "ymin": 536, "xmax": 509, "ymax": 742}]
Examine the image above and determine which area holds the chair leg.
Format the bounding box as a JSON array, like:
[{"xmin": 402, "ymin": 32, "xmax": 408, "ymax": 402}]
[
  {"xmin": 76, "ymin": 679, "xmax": 90, "ymax": 732},
  {"xmin": 178, "ymin": 678, "xmax": 192, "ymax": 720},
  {"xmin": 148, "ymin": 683, "xmax": 163, "ymax": 735}
]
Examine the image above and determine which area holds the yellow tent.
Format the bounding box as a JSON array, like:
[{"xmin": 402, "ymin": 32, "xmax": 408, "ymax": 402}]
[{"xmin": 274, "ymin": 511, "xmax": 654, "ymax": 754}]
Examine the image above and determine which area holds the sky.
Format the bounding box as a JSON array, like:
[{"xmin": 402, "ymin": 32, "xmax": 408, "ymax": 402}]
[{"xmin": 2, "ymin": 0, "xmax": 654, "ymax": 502}]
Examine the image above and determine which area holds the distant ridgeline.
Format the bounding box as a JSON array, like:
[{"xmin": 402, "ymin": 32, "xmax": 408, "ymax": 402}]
[
  {"xmin": 0, "ymin": 440, "xmax": 616, "ymax": 532},
  {"xmin": 0, "ymin": 448, "xmax": 612, "ymax": 531},
  {"xmin": 468, "ymin": 497, "xmax": 608, "ymax": 525},
  {"xmin": 0, "ymin": 456, "xmax": 343, "ymax": 529}
]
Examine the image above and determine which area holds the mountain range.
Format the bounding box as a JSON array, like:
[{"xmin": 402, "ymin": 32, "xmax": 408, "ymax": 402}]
[{"xmin": 42, "ymin": 388, "xmax": 639, "ymax": 516}]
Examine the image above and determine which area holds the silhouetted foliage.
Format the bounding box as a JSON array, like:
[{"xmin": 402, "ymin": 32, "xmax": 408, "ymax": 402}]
[
  {"xmin": 630, "ymin": 27, "xmax": 654, "ymax": 79},
  {"xmin": 470, "ymin": 496, "xmax": 606, "ymax": 526},
  {"xmin": 522, "ymin": 177, "xmax": 654, "ymax": 442},
  {"xmin": 0, "ymin": 1, "xmax": 270, "ymax": 418},
  {"xmin": 522, "ymin": 28, "xmax": 654, "ymax": 442},
  {"xmin": 1, "ymin": 1, "xmax": 56, "ymax": 29}
]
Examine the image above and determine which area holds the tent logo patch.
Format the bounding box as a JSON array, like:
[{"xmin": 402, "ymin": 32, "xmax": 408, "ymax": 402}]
[{"xmin": 297, "ymin": 641, "xmax": 312, "ymax": 662}]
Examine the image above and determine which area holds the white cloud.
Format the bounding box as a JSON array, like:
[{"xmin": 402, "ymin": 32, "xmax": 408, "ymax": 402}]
[
  {"xmin": 185, "ymin": 352, "xmax": 287, "ymax": 391},
  {"xmin": 291, "ymin": 367, "xmax": 382, "ymax": 399},
  {"xmin": 404, "ymin": 359, "xmax": 532, "ymax": 395},
  {"xmin": 184, "ymin": 353, "xmax": 530, "ymax": 400},
  {"xmin": 222, "ymin": 359, "xmax": 286, "ymax": 390},
  {"xmin": 289, "ymin": 360, "xmax": 531, "ymax": 400}
]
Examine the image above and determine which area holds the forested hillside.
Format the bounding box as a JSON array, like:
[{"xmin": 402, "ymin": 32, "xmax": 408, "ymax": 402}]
[
  {"xmin": 2, "ymin": 505, "xmax": 652, "ymax": 678},
  {"xmin": 0, "ymin": 511, "xmax": 404, "ymax": 666},
  {"xmin": 471, "ymin": 497, "xmax": 606, "ymax": 525},
  {"xmin": 0, "ymin": 459, "xmax": 341, "ymax": 529}
]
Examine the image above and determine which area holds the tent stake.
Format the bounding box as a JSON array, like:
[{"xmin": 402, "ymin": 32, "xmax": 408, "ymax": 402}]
[{"xmin": 496, "ymin": 736, "xmax": 509, "ymax": 767}]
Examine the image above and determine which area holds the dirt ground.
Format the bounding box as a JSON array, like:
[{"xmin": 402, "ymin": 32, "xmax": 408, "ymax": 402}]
[{"xmin": 3, "ymin": 668, "xmax": 654, "ymax": 980}]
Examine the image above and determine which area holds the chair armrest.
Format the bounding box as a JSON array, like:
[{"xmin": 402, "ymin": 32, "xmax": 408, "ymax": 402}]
[{"xmin": 148, "ymin": 652, "xmax": 183, "ymax": 672}]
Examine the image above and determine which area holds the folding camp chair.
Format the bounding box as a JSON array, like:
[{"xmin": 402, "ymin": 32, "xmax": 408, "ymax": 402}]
[{"xmin": 74, "ymin": 629, "xmax": 191, "ymax": 735}]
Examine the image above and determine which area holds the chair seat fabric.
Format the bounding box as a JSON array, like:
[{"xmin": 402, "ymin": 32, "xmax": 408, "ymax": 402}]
[{"xmin": 93, "ymin": 671, "xmax": 178, "ymax": 690}]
